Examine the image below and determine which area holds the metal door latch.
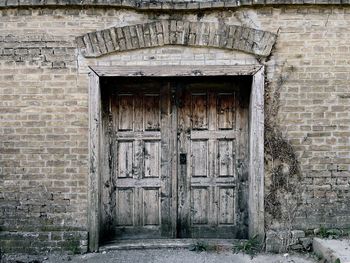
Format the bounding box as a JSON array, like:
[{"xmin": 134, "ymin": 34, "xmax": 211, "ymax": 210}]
[{"xmin": 180, "ymin": 153, "xmax": 187, "ymax": 165}]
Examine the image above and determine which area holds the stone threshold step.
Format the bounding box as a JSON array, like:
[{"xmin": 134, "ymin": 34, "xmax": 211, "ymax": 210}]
[
  {"xmin": 100, "ymin": 239, "xmax": 244, "ymax": 251},
  {"xmin": 313, "ymin": 238, "xmax": 350, "ymax": 263}
]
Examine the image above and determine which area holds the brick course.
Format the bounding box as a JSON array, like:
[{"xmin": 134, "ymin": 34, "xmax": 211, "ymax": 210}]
[
  {"xmin": 0, "ymin": 5, "xmax": 350, "ymax": 253},
  {"xmin": 0, "ymin": 0, "xmax": 350, "ymax": 10}
]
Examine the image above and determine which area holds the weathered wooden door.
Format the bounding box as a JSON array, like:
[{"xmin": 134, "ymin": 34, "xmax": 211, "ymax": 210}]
[
  {"xmin": 107, "ymin": 78, "xmax": 248, "ymax": 240},
  {"xmin": 110, "ymin": 81, "xmax": 173, "ymax": 239},
  {"xmin": 177, "ymin": 80, "xmax": 248, "ymax": 238}
]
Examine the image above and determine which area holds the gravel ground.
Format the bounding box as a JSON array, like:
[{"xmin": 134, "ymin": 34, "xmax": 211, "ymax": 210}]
[{"xmin": 1, "ymin": 249, "xmax": 318, "ymax": 263}]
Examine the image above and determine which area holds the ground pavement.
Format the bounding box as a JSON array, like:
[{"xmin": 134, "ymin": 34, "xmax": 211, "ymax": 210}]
[{"xmin": 2, "ymin": 249, "xmax": 317, "ymax": 263}]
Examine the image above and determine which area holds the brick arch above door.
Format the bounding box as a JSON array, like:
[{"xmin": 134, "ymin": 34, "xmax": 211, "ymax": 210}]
[{"xmin": 76, "ymin": 20, "xmax": 277, "ymax": 58}]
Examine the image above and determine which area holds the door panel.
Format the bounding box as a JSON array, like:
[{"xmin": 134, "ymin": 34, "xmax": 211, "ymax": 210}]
[
  {"xmin": 218, "ymin": 140, "xmax": 235, "ymax": 177},
  {"xmin": 106, "ymin": 77, "xmax": 248, "ymax": 241},
  {"xmin": 111, "ymin": 82, "xmax": 172, "ymax": 239},
  {"xmin": 177, "ymin": 81, "xmax": 248, "ymax": 239},
  {"xmin": 116, "ymin": 188, "xmax": 134, "ymax": 226},
  {"xmin": 142, "ymin": 188, "xmax": 160, "ymax": 225},
  {"xmin": 191, "ymin": 140, "xmax": 208, "ymax": 177}
]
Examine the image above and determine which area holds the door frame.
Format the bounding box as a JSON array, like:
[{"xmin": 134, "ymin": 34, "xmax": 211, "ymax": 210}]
[{"xmin": 88, "ymin": 65, "xmax": 264, "ymax": 252}]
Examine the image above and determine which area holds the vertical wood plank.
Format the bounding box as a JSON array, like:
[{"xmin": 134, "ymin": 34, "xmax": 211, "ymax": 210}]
[
  {"xmin": 143, "ymin": 188, "xmax": 160, "ymax": 226},
  {"xmin": 219, "ymin": 187, "xmax": 235, "ymax": 224},
  {"xmin": 100, "ymin": 88, "xmax": 116, "ymax": 243},
  {"xmin": 110, "ymin": 94, "xmax": 119, "ymax": 227},
  {"xmin": 144, "ymin": 94, "xmax": 160, "ymax": 131},
  {"xmin": 191, "ymin": 140, "xmax": 208, "ymax": 177},
  {"xmin": 134, "ymin": 140, "xmax": 143, "ymax": 227},
  {"xmin": 208, "ymin": 91, "xmax": 216, "ymax": 132},
  {"xmin": 118, "ymin": 95, "xmax": 134, "ymax": 131},
  {"xmin": 177, "ymin": 83, "xmax": 191, "ymax": 238},
  {"xmin": 208, "ymin": 91, "xmax": 217, "ymax": 226},
  {"xmin": 170, "ymin": 83, "xmax": 178, "ymax": 238},
  {"xmin": 160, "ymin": 83, "xmax": 174, "ymax": 237},
  {"xmin": 191, "ymin": 94, "xmax": 208, "ymax": 130},
  {"xmin": 144, "ymin": 141, "xmax": 160, "ymax": 178},
  {"xmin": 249, "ymin": 67, "xmax": 265, "ymax": 238},
  {"xmin": 134, "ymin": 93, "xmax": 143, "ymax": 132},
  {"xmin": 191, "ymin": 187, "xmax": 209, "ymax": 224},
  {"xmin": 135, "ymin": 187, "xmax": 142, "ymax": 227},
  {"xmin": 117, "ymin": 141, "xmax": 133, "ymax": 178},
  {"xmin": 88, "ymin": 71, "xmax": 101, "ymax": 252},
  {"xmin": 134, "ymin": 91, "xmax": 144, "ymax": 228},
  {"xmin": 116, "ymin": 188, "xmax": 134, "ymax": 226},
  {"xmin": 133, "ymin": 140, "xmax": 143, "ymax": 180},
  {"xmin": 209, "ymin": 185, "xmax": 216, "ymax": 226},
  {"xmin": 218, "ymin": 140, "xmax": 235, "ymax": 177},
  {"xmin": 112, "ymin": 93, "xmax": 119, "ymax": 132},
  {"xmin": 235, "ymin": 83, "xmax": 249, "ymax": 237},
  {"xmin": 218, "ymin": 93, "xmax": 235, "ymax": 130}
]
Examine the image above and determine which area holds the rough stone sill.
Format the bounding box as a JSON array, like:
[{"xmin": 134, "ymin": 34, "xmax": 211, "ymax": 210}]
[
  {"xmin": 100, "ymin": 238, "xmax": 241, "ymax": 251},
  {"xmin": 1, "ymin": 0, "xmax": 350, "ymax": 11}
]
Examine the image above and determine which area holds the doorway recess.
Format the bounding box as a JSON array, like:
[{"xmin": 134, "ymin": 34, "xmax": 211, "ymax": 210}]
[{"xmin": 88, "ymin": 65, "xmax": 264, "ymax": 252}]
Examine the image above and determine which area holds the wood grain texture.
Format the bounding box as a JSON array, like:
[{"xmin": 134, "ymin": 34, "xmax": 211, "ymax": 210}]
[
  {"xmin": 116, "ymin": 188, "xmax": 134, "ymax": 226},
  {"xmin": 218, "ymin": 94, "xmax": 235, "ymax": 130},
  {"xmin": 100, "ymin": 83, "xmax": 116, "ymax": 245},
  {"xmin": 191, "ymin": 94, "xmax": 208, "ymax": 130},
  {"xmin": 177, "ymin": 81, "xmax": 248, "ymax": 238},
  {"xmin": 144, "ymin": 94, "xmax": 160, "ymax": 131},
  {"xmin": 191, "ymin": 140, "xmax": 208, "ymax": 177},
  {"xmin": 144, "ymin": 141, "xmax": 160, "ymax": 178},
  {"xmin": 110, "ymin": 82, "xmax": 173, "ymax": 239},
  {"xmin": 118, "ymin": 95, "xmax": 134, "ymax": 131},
  {"xmin": 248, "ymin": 67, "xmax": 265, "ymax": 238},
  {"xmin": 88, "ymin": 71, "xmax": 101, "ymax": 252},
  {"xmin": 177, "ymin": 82, "xmax": 191, "ymax": 238},
  {"xmin": 90, "ymin": 65, "xmax": 260, "ymax": 77},
  {"xmin": 160, "ymin": 84, "xmax": 175, "ymax": 237},
  {"xmin": 143, "ymin": 188, "xmax": 160, "ymax": 225},
  {"xmin": 219, "ymin": 188, "xmax": 235, "ymax": 224},
  {"xmin": 218, "ymin": 140, "xmax": 235, "ymax": 177},
  {"xmin": 117, "ymin": 141, "xmax": 133, "ymax": 178},
  {"xmin": 191, "ymin": 187, "xmax": 209, "ymax": 224}
]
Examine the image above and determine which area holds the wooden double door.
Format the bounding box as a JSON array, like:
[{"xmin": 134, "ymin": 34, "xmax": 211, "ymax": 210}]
[{"xmin": 103, "ymin": 77, "xmax": 250, "ymax": 241}]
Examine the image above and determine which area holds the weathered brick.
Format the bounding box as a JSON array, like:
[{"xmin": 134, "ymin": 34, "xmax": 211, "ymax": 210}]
[{"xmin": 76, "ymin": 21, "xmax": 276, "ymax": 57}]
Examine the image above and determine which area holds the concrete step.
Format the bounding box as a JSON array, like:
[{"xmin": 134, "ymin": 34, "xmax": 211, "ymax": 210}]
[
  {"xmin": 313, "ymin": 238, "xmax": 350, "ymax": 263},
  {"xmin": 100, "ymin": 239, "xmax": 242, "ymax": 251}
]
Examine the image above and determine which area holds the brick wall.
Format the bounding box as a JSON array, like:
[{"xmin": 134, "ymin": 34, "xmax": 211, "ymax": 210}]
[
  {"xmin": 1, "ymin": 0, "xmax": 350, "ymax": 10},
  {"xmin": 0, "ymin": 5, "xmax": 349, "ymax": 252}
]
